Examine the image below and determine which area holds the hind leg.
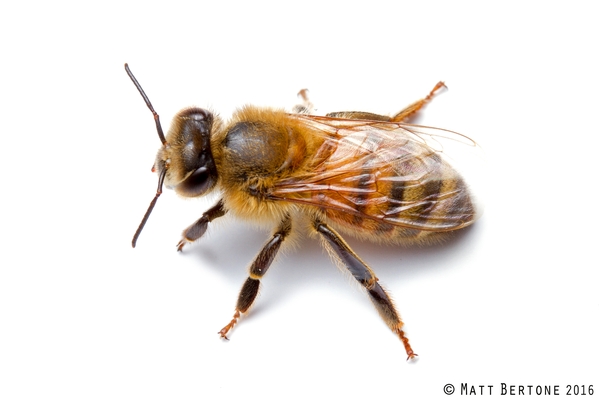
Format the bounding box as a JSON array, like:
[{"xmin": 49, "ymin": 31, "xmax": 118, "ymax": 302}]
[
  {"xmin": 312, "ymin": 218, "xmax": 416, "ymax": 360},
  {"xmin": 324, "ymin": 81, "xmax": 446, "ymax": 123},
  {"xmin": 391, "ymin": 81, "xmax": 446, "ymax": 122}
]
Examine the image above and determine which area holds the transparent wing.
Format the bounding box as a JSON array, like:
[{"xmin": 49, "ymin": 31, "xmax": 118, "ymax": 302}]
[{"xmin": 269, "ymin": 114, "xmax": 483, "ymax": 231}]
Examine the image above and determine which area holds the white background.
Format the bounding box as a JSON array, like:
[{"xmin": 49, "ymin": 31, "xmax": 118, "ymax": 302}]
[{"xmin": 1, "ymin": 1, "xmax": 598, "ymax": 398}]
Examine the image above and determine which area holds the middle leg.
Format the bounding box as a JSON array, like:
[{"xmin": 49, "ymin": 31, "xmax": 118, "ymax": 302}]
[
  {"xmin": 292, "ymin": 88, "xmax": 314, "ymax": 114},
  {"xmin": 219, "ymin": 214, "xmax": 292, "ymax": 339}
]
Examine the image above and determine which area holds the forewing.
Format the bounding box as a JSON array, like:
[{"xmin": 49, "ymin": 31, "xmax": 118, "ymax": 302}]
[{"xmin": 270, "ymin": 115, "xmax": 480, "ymax": 231}]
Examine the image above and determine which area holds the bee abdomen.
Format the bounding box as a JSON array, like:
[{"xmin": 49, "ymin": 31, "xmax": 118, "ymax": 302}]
[{"xmin": 326, "ymin": 155, "xmax": 475, "ymax": 244}]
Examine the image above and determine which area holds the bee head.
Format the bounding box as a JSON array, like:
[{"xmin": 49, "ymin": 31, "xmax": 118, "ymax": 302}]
[
  {"xmin": 125, "ymin": 64, "xmax": 218, "ymax": 247},
  {"xmin": 157, "ymin": 107, "xmax": 218, "ymax": 197}
]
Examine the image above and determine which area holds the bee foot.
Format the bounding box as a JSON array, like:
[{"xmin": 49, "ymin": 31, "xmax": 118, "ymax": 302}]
[{"xmin": 218, "ymin": 311, "xmax": 240, "ymax": 340}]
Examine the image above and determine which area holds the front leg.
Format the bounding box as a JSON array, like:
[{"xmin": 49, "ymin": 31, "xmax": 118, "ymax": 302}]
[
  {"xmin": 312, "ymin": 218, "xmax": 417, "ymax": 360},
  {"xmin": 219, "ymin": 214, "xmax": 292, "ymax": 339},
  {"xmin": 177, "ymin": 199, "xmax": 226, "ymax": 251}
]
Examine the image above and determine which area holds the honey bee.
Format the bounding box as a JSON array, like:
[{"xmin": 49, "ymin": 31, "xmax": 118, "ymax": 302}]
[{"xmin": 125, "ymin": 63, "xmax": 479, "ymax": 360}]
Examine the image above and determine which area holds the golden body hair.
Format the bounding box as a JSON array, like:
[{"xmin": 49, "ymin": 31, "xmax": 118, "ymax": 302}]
[
  {"xmin": 208, "ymin": 105, "xmax": 475, "ymax": 245},
  {"xmin": 126, "ymin": 62, "xmax": 478, "ymax": 361}
]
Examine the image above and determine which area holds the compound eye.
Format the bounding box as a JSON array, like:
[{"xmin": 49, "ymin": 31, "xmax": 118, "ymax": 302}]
[{"xmin": 176, "ymin": 166, "xmax": 217, "ymax": 197}]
